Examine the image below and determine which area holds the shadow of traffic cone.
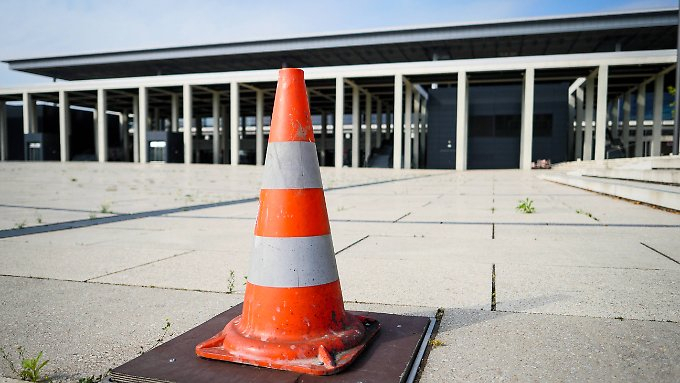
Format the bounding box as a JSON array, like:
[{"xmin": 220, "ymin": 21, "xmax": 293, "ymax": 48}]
[{"xmin": 196, "ymin": 68, "xmax": 380, "ymax": 375}]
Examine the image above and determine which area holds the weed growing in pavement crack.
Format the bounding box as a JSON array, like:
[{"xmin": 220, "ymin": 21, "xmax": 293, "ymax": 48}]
[
  {"xmin": 227, "ymin": 270, "xmax": 236, "ymax": 293},
  {"xmin": 78, "ymin": 369, "xmax": 111, "ymax": 383},
  {"xmin": 428, "ymin": 339, "xmax": 445, "ymax": 348},
  {"xmin": 139, "ymin": 319, "xmax": 173, "ymax": 355},
  {"xmin": 14, "ymin": 220, "xmax": 27, "ymax": 229},
  {"xmin": 576, "ymin": 209, "xmax": 599, "ymax": 221},
  {"xmin": 0, "ymin": 346, "xmax": 51, "ymax": 382},
  {"xmin": 516, "ymin": 198, "xmax": 535, "ymax": 214},
  {"xmin": 99, "ymin": 203, "xmax": 112, "ymax": 214}
]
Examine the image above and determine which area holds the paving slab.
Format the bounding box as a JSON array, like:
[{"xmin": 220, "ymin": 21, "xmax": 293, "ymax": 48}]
[
  {"xmin": 420, "ymin": 308, "xmax": 680, "ymax": 383},
  {"xmin": 492, "ymin": 226, "xmax": 680, "ymax": 270},
  {"xmin": 337, "ymin": 255, "xmax": 490, "ymax": 309},
  {"xmin": 0, "ymin": 240, "xmax": 183, "ymax": 281},
  {"xmin": 0, "ymin": 275, "xmax": 242, "ymax": 383},
  {"xmin": 497, "ymin": 263, "xmax": 680, "ymax": 321}
]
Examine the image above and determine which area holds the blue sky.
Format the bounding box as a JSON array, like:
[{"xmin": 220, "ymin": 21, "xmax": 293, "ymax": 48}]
[{"xmin": 0, "ymin": 0, "xmax": 676, "ymax": 86}]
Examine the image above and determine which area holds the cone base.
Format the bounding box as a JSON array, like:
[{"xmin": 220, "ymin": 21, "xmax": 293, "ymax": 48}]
[{"xmin": 195, "ymin": 314, "xmax": 380, "ymax": 376}]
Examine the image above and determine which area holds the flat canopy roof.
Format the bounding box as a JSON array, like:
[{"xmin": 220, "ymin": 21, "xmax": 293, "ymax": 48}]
[{"xmin": 4, "ymin": 8, "xmax": 678, "ymax": 81}]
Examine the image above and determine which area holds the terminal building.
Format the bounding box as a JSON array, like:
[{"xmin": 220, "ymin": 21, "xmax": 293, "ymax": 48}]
[{"xmin": 0, "ymin": 8, "xmax": 678, "ymax": 170}]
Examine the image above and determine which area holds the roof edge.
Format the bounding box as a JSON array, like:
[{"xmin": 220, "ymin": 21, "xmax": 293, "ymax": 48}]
[{"xmin": 4, "ymin": 7, "xmax": 678, "ymax": 65}]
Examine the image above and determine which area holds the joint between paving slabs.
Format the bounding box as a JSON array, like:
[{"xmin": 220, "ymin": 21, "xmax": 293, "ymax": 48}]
[
  {"xmin": 84, "ymin": 250, "xmax": 196, "ymax": 282},
  {"xmin": 640, "ymin": 242, "xmax": 680, "ymax": 266},
  {"xmin": 491, "ymin": 264, "xmax": 497, "ymax": 311},
  {"xmin": 393, "ymin": 212, "xmax": 412, "ymax": 223},
  {"xmin": 491, "ymin": 307, "xmax": 679, "ymax": 324},
  {"xmin": 334, "ymin": 235, "xmax": 369, "ymax": 255}
]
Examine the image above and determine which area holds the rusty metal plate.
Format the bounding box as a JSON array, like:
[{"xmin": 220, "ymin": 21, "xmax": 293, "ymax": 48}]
[{"xmin": 109, "ymin": 304, "xmax": 430, "ymax": 383}]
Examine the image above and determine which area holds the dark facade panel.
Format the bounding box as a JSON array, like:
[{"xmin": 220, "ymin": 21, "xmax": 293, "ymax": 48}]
[
  {"xmin": 426, "ymin": 82, "xmax": 569, "ymax": 169},
  {"xmin": 426, "ymin": 88, "xmax": 457, "ymax": 169}
]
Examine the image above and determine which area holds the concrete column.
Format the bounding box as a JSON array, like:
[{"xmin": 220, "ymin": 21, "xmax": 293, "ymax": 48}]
[
  {"xmin": 567, "ymin": 92, "xmax": 576, "ymax": 160},
  {"xmin": 520, "ymin": 68, "xmax": 535, "ymax": 169},
  {"xmin": 351, "ymin": 85, "xmax": 359, "ymax": 168},
  {"xmin": 93, "ymin": 110, "xmax": 98, "ymax": 158},
  {"xmin": 456, "ymin": 71, "xmax": 468, "ymax": 171},
  {"xmin": 575, "ymin": 87, "xmax": 584, "ymax": 160},
  {"xmin": 256, "ymin": 90, "xmax": 264, "ymax": 166},
  {"xmin": 413, "ymin": 92, "xmax": 420, "ymax": 169},
  {"xmin": 393, "ymin": 74, "xmax": 403, "ymax": 169},
  {"xmin": 182, "ymin": 84, "xmax": 192, "ymax": 164},
  {"xmin": 120, "ymin": 110, "xmax": 129, "ymax": 162},
  {"xmin": 230, "ymin": 82, "xmax": 240, "ymax": 166},
  {"xmin": 364, "ymin": 92, "xmax": 372, "ymax": 166},
  {"xmin": 29, "ymin": 97, "xmax": 38, "ymax": 133},
  {"xmin": 59, "ymin": 90, "xmax": 70, "ymax": 162},
  {"xmin": 651, "ymin": 75, "xmax": 664, "ymax": 157},
  {"xmin": 213, "ymin": 92, "xmax": 221, "ymax": 164},
  {"xmin": 0, "ymin": 101, "xmax": 7, "ymax": 161},
  {"xmin": 320, "ymin": 111, "xmax": 327, "ymax": 166},
  {"xmin": 139, "ymin": 87, "xmax": 149, "ymax": 163},
  {"xmin": 583, "ymin": 74, "xmax": 595, "ymax": 161},
  {"xmin": 622, "ymin": 92, "xmax": 632, "ymax": 156},
  {"xmin": 420, "ymin": 100, "xmax": 427, "ymax": 167},
  {"xmin": 611, "ymin": 98, "xmax": 620, "ymax": 140},
  {"xmin": 132, "ymin": 95, "xmax": 139, "ymax": 163},
  {"xmin": 96, "ymin": 89, "xmax": 107, "ymax": 163},
  {"xmin": 221, "ymin": 104, "xmax": 228, "ymax": 164},
  {"xmin": 334, "ymin": 77, "xmax": 344, "ymax": 168},
  {"xmin": 375, "ymin": 100, "xmax": 382, "ymax": 149},
  {"xmin": 635, "ymin": 83, "xmax": 646, "ymax": 157},
  {"xmin": 594, "ymin": 64, "xmax": 609, "ymax": 161},
  {"xmin": 22, "ymin": 93, "xmax": 32, "ymax": 134},
  {"xmin": 92, "ymin": 110, "xmax": 99, "ymax": 159},
  {"xmin": 171, "ymin": 94, "xmax": 179, "ymax": 132},
  {"xmin": 404, "ymin": 82, "xmax": 413, "ymax": 169}
]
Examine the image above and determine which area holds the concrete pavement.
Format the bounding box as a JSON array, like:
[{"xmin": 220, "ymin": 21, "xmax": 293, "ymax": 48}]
[{"xmin": 0, "ymin": 162, "xmax": 678, "ymax": 382}]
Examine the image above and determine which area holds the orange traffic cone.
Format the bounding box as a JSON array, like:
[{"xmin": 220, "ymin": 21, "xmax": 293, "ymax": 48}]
[{"xmin": 195, "ymin": 68, "xmax": 380, "ymax": 375}]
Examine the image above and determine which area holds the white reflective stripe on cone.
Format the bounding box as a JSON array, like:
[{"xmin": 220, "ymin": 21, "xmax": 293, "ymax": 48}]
[
  {"xmin": 262, "ymin": 141, "xmax": 322, "ymax": 190},
  {"xmin": 248, "ymin": 234, "xmax": 338, "ymax": 288}
]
